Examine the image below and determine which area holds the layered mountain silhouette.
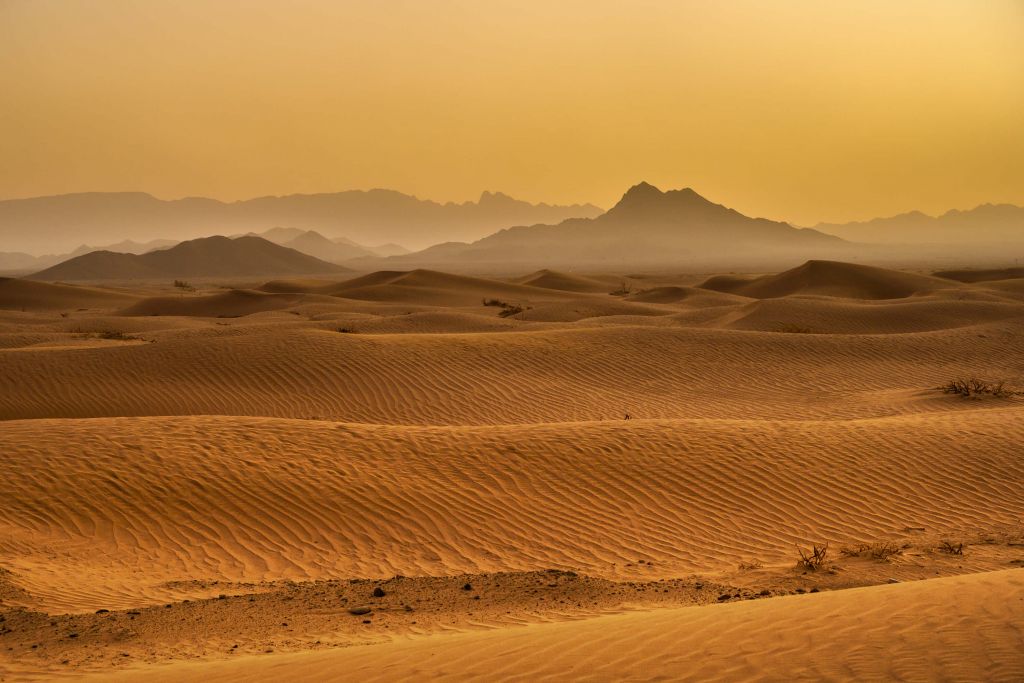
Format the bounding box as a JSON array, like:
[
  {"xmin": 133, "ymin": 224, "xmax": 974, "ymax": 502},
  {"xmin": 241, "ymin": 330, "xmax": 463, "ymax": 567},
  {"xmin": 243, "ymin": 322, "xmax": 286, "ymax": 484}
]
[
  {"xmin": 389, "ymin": 183, "xmax": 845, "ymax": 267},
  {"xmin": 250, "ymin": 228, "xmax": 407, "ymax": 263},
  {"xmin": 813, "ymin": 204, "xmax": 1024, "ymax": 244},
  {"xmin": 0, "ymin": 189, "xmax": 603, "ymax": 254},
  {"xmin": 0, "ymin": 238, "xmax": 177, "ymax": 273},
  {"xmin": 28, "ymin": 235, "xmax": 348, "ymax": 281}
]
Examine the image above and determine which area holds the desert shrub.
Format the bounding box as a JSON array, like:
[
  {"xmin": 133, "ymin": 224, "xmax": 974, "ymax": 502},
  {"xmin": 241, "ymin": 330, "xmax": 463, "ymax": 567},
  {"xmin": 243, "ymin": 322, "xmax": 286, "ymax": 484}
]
[
  {"xmin": 173, "ymin": 279, "xmax": 195, "ymax": 292},
  {"xmin": 737, "ymin": 560, "xmax": 763, "ymax": 571},
  {"xmin": 483, "ymin": 298, "xmax": 526, "ymax": 318},
  {"xmin": 942, "ymin": 378, "xmax": 1016, "ymax": 398},
  {"xmin": 336, "ymin": 327, "xmax": 357, "ymax": 334},
  {"xmin": 796, "ymin": 543, "xmax": 829, "ymax": 570},
  {"xmin": 609, "ymin": 281, "xmax": 633, "ymax": 296},
  {"xmin": 98, "ymin": 330, "xmax": 137, "ymax": 340},
  {"xmin": 938, "ymin": 540, "xmax": 964, "ymax": 555},
  {"xmin": 777, "ymin": 323, "xmax": 814, "ymax": 334},
  {"xmin": 840, "ymin": 541, "xmax": 904, "ymax": 560}
]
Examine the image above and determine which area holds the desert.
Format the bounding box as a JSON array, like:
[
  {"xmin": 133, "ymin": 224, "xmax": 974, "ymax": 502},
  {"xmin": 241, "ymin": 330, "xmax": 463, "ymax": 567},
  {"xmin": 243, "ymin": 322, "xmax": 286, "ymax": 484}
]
[
  {"xmin": 3, "ymin": 2, "xmax": 1024, "ymax": 680},
  {"xmin": 2, "ymin": 248, "xmax": 1024, "ymax": 680}
]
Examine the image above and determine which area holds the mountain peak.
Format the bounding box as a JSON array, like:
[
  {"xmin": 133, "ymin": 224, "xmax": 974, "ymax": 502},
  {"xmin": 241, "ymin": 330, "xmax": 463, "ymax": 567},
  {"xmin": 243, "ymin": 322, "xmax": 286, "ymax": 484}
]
[{"xmin": 620, "ymin": 181, "xmax": 663, "ymax": 201}]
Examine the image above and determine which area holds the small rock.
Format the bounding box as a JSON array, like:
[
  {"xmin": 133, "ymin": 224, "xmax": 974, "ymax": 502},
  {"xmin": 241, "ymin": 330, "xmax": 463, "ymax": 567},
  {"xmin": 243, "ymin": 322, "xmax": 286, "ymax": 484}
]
[
  {"xmin": 348, "ymin": 606, "xmax": 372, "ymax": 616},
  {"xmin": 717, "ymin": 594, "xmax": 731, "ymax": 601},
  {"xmin": 372, "ymin": 587, "xmax": 386, "ymax": 598},
  {"xmin": 362, "ymin": 619, "xmax": 371, "ymax": 624},
  {"xmin": 95, "ymin": 609, "xmax": 109, "ymax": 615},
  {"xmin": 887, "ymin": 578, "xmax": 900, "ymax": 584},
  {"xmin": 462, "ymin": 583, "xmax": 473, "ymax": 591}
]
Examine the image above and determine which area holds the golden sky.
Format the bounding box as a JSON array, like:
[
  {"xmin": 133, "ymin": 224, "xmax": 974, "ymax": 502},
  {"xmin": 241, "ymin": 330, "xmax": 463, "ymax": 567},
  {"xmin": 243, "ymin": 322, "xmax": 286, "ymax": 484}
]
[{"xmin": 1, "ymin": 0, "xmax": 1022, "ymax": 224}]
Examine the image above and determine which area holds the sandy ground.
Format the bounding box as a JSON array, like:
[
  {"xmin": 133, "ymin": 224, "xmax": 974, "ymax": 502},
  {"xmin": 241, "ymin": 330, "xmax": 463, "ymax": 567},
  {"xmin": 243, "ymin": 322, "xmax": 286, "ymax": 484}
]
[{"xmin": 1, "ymin": 261, "xmax": 1023, "ymax": 681}]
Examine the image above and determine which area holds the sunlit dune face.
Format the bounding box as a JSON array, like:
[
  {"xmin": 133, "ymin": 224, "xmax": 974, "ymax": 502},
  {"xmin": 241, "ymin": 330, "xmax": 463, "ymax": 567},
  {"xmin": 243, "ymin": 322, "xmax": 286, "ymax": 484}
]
[{"xmin": 1, "ymin": 0, "xmax": 1022, "ymax": 225}]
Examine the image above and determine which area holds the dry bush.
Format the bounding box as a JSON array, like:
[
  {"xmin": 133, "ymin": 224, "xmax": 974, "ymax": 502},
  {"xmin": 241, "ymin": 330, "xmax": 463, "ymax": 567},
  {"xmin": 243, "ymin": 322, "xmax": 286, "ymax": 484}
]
[
  {"xmin": 737, "ymin": 560, "xmax": 763, "ymax": 571},
  {"xmin": 777, "ymin": 323, "xmax": 814, "ymax": 334},
  {"xmin": 938, "ymin": 540, "xmax": 964, "ymax": 555},
  {"xmin": 336, "ymin": 327, "xmax": 357, "ymax": 334},
  {"xmin": 173, "ymin": 279, "xmax": 195, "ymax": 292},
  {"xmin": 483, "ymin": 298, "xmax": 527, "ymax": 318},
  {"xmin": 942, "ymin": 378, "xmax": 1016, "ymax": 398},
  {"xmin": 609, "ymin": 281, "xmax": 633, "ymax": 296},
  {"xmin": 840, "ymin": 541, "xmax": 904, "ymax": 561},
  {"xmin": 796, "ymin": 543, "xmax": 829, "ymax": 570},
  {"xmin": 868, "ymin": 542, "xmax": 903, "ymax": 560}
]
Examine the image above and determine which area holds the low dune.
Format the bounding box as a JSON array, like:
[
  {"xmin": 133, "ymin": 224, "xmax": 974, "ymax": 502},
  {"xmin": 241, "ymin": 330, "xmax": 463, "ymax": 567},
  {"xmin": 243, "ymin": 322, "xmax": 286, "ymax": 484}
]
[
  {"xmin": 0, "ymin": 277, "xmax": 138, "ymax": 311},
  {"xmin": 2, "ymin": 411, "xmax": 1022, "ymax": 613},
  {"xmin": 119, "ymin": 289, "xmax": 323, "ymax": 318},
  {"xmin": 934, "ymin": 266, "xmax": 1024, "ymax": 283},
  {"xmin": 512, "ymin": 269, "xmax": 614, "ymax": 293},
  {"xmin": 701, "ymin": 260, "xmax": 952, "ymax": 299}
]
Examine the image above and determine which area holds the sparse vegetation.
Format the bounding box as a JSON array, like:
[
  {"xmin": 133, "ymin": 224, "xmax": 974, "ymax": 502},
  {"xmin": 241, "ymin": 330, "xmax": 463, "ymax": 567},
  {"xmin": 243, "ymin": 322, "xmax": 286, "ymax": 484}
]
[
  {"xmin": 336, "ymin": 327, "xmax": 357, "ymax": 334},
  {"xmin": 840, "ymin": 541, "xmax": 903, "ymax": 561},
  {"xmin": 796, "ymin": 543, "xmax": 829, "ymax": 571},
  {"xmin": 173, "ymin": 279, "xmax": 195, "ymax": 292},
  {"xmin": 609, "ymin": 280, "xmax": 633, "ymax": 296},
  {"xmin": 777, "ymin": 323, "xmax": 814, "ymax": 334},
  {"xmin": 98, "ymin": 330, "xmax": 138, "ymax": 341},
  {"xmin": 941, "ymin": 378, "xmax": 1017, "ymax": 398},
  {"xmin": 483, "ymin": 298, "xmax": 527, "ymax": 318},
  {"xmin": 939, "ymin": 540, "xmax": 964, "ymax": 555},
  {"xmin": 737, "ymin": 560, "xmax": 763, "ymax": 571}
]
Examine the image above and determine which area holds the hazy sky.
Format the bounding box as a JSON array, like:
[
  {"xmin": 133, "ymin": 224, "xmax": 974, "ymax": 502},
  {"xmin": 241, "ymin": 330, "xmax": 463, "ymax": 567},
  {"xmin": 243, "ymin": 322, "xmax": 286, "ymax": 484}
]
[{"xmin": 1, "ymin": 0, "xmax": 1022, "ymax": 224}]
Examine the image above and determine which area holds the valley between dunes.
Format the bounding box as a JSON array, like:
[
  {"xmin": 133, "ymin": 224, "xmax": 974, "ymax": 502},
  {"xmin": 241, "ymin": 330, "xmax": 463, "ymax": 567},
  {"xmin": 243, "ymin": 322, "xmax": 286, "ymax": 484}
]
[{"xmin": 1, "ymin": 261, "xmax": 1023, "ymax": 681}]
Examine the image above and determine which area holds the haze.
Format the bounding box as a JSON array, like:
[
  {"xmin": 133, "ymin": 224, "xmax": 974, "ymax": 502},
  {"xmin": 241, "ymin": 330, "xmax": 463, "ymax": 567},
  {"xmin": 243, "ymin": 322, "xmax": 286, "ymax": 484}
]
[{"xmin": 2, "ymin": 0, "xmax": 1023, "ymax": 227}]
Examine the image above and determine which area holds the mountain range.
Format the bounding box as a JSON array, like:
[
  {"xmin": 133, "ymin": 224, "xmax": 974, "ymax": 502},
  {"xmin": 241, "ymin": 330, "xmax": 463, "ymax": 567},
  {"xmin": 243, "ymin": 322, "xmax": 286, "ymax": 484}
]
[
  {"xmin": 28, "ymin": 235, "xmax": 348, "ymax": 281},
  {"xmin": 383, "ymin": 182, "xmax": 846, "ymax": 268},
  {"xmin": 811, "ymin": 204, "xmax": 1024, "ymax": 244},
  {"xmin": 0, "ymin": 189, "xmax": 604, "ymax": 254}
]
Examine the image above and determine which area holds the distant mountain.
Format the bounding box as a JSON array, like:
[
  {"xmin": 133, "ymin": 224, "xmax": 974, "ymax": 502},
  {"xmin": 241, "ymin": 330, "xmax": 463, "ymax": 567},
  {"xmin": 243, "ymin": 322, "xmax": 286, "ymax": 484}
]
[
  {"xmin": 0, "ymin": 189, "xmax": 604, "ymax": 254},
  {"xmin": 812, "ymin": 204, "xmax": 1024, "ymax": 244},
  {"xmin": 0, "ymin": 238, "xmax": 177, "ymax": 274},
  {"xmin": 28, "ymin": 235, "xmax": 349, "ymax": 281},
  {"xmin": 390, "ymin": 183, "xmax": 844, "ymax": 267}
]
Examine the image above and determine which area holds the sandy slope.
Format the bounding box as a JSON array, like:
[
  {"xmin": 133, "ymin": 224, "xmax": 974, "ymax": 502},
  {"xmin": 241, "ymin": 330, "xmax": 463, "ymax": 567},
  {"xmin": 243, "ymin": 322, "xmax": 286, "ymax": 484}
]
[
  {"xmin": 83, "ymin": 569, "xmax": 1024, "ymax": 683},
  {"xmin": 2, "ymin": 411, "xmax": 1023, "ymax": 614}
]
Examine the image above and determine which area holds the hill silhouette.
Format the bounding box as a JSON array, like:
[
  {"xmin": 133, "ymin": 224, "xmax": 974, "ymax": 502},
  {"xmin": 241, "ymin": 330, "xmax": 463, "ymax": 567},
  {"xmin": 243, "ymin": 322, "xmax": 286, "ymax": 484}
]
[
  {"xmin": 813, "ymin": 204, "xmax": 1024, "ymax": 245},
  {"xmin": 393, "ymin": 183, "xmax": 845, "ymax": 267},
  {"xmin": 28, "ymin": 235, "xmax": 349, "ymax": 281},
  {"xmin": 0, "ymin": 190, "xmax": 603, "ymax": 254}
]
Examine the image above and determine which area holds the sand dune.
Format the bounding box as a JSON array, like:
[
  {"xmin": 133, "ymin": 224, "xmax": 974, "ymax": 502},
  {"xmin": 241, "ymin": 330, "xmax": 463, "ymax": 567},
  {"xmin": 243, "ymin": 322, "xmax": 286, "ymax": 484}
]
[
  {"xmin": 119, "ymin": 289, "xmax": 327, "ymax": 318},
  {"xmin": 0, "ymin": 277, "xmax": 138, "ymax": 311},
  {"xmin": 2, "ymin": 315, "xmax": 1022, "ymax": 423},
  {"xmin": 88, "ymin": 570, "xmax": 1024, "ymax": 683},
  {"xmin": 934, "ymin": 266, "xmax": 1024, "ymax": 283},
  {"xmin": 718, "ymin": 296, "xmax": 1024, "ymax": 334},
  {"xmin": 512, "ymin": 269, "xmax": 613, "ymax": 293},
  {"xmin": 2, "ymin": 410, "xmax": 1022, "ymax": 614},
  {"xmin": 701, "ymin": 260, "xmax": 952, "ymax": 299}
]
